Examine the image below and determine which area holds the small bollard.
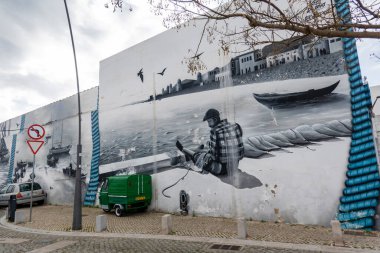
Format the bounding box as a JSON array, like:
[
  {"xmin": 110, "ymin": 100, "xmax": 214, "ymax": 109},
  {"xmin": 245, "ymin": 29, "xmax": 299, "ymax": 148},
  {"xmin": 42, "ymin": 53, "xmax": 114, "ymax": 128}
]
[
  {"xmin": 330, "ymin": 220, "xmax": 344, "ymax": 247},
  {"xmin": 274, "ymin": 208, "xmax": 284, "ymax": 223},
  {"xmin": 237, "ymin": 217, "xmax": 247, "ymax": 239},
  {"xmin": 96, "ymin": 215, "xmax": 107, "ymax": 232},
  {"xmin": 14, "ymin": 210, "xmax": 26, "ymax": 225},
  {"xmin": 375, "ymin": 215, "xmax": 380, "ymax": 231},
  {"xmin": 161, "ymin": 214, "xmax": 173, "ymax": 235}
]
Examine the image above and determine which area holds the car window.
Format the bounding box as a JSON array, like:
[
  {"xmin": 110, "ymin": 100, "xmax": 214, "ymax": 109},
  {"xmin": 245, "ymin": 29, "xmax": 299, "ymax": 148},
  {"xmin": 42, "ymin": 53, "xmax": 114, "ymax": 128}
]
[
  {"xmin": 0, "ymin": 187, "xmax": 7, "ymax": 194},
  {"xmin": 6, "ymin": 185, "xmax": 15, "ymax": 193},
  {"xmin": 33, "ymin": 183, "xmax": 41, "ymax": 190},
  {"xmin": 20, "ymin": 184, "xmax": 31, "ymax": 192}
]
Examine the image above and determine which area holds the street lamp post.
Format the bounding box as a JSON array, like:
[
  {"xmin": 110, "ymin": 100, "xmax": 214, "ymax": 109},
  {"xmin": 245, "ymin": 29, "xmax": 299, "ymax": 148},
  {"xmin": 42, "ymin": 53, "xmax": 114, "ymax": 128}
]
[{"xmin": 63, "ymin": 0, "xmax": 82, "ymax": 230}]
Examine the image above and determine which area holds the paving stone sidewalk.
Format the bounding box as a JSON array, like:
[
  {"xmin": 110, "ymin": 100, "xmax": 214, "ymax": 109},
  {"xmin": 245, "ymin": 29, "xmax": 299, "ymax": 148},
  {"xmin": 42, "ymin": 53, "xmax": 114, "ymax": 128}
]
[{"xmin": 5, "ymin": 205, "xmax": 380, "ymax": 251}]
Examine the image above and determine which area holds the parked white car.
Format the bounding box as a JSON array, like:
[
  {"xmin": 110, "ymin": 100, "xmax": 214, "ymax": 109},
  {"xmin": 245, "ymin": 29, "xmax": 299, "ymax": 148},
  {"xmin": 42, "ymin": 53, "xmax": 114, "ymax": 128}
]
[{"xmin": 0, "ymin": 182, "xmax": 47, "ymax": 206}]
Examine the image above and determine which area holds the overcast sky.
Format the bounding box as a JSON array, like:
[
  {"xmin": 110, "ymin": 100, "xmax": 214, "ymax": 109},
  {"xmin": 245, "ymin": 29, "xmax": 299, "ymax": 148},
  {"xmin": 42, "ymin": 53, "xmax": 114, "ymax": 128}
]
[{"xmin": 0, "ymin": 0, "xmax": 378, "ymax": 123}]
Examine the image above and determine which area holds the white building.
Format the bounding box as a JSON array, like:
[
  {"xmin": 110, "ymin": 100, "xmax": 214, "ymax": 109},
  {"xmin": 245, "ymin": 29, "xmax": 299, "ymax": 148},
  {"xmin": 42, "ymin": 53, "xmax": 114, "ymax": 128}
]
[
  {"xmin": 237, "ymin": 49, "xmax": 267, "ymax": 75},
  {"xmin": 328, "ymin": 37, "xmax": 343, "ymax": 54},
  {"xmin": 238, "ymin": 52, "xmax": 255, "ymax": 75},
  {"xmin": 215, "ymin": 64, "xmax": 231, "ymax": 83},
  {"xmin": 267, "ymin": 47, "xmax": 303, "ymax": 67}
]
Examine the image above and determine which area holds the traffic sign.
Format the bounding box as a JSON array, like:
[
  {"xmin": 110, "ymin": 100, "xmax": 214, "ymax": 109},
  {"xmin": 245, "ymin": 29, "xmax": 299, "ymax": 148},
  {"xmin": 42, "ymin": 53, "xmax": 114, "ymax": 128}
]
[
  {"xmin": 27, "ymin": 124, "xmax": 45, "ymax": 140},
  {"xmin": 27, "ymin": 140, "xmax": 44, "ymax": 155}
]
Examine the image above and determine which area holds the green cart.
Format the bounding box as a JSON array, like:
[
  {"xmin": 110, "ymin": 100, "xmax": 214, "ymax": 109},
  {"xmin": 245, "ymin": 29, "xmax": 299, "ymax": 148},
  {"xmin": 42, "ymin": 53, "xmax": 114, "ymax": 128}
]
[{"xmin": 99, "ymin": 174, "xmax": 152, "ymax": 217}]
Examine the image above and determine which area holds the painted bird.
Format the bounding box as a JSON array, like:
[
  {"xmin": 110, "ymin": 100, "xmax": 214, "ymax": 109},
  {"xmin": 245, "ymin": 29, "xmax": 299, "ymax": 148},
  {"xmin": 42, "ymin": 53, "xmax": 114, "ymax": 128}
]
[
  {"xmin": 157, "ymin": 67, "xmax": 167, "ymax": 76},
  {"xmin": 191, "ymin": 52, "xmax": 204, "ymax": 59},
  {"xmin": 137, "ymin": 68, "xmax": 143, "ymax": 83}
]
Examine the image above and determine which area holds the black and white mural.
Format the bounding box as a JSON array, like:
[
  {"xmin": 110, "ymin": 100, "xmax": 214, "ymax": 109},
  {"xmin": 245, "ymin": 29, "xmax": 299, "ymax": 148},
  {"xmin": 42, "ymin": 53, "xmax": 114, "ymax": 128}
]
[
  {"xmin": 0, "ymin": 88, "xmax": 98, "ymax": 205},
  {"xmin": 98, "ymin": 18, "xmax": 352, "ymax": 225},
  {"xmin": 0, "ymin": 15, "xmax": 358, "ymax": 226}
]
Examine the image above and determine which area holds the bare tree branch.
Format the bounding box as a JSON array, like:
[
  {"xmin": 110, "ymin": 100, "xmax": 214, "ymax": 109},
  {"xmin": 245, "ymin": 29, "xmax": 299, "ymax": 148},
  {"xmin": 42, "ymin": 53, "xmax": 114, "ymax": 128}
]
[{"xmin": 355, "ymin": 0, "xmax": 380, "ymax": 19}]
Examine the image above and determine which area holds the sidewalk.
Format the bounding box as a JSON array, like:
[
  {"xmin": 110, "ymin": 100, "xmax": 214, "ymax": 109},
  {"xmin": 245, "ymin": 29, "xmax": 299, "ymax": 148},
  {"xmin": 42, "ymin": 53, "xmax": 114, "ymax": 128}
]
[{"xmin": 3, "ymin": 205, "xmax": 380, "ymax": 252}]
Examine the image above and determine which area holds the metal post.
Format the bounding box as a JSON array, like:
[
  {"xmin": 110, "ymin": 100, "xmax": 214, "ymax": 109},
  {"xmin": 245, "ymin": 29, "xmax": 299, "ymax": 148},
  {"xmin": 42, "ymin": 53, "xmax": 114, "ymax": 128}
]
[
  {"xmin": 29, "ymin": 155, "xmax": 35, "ymax": 222},
  {"xmin": 152, "ymin": 73, "xmax": 158, "ymax": 210},
  {"xmin": 63, "ymin": 0, "xmax": 82, "ymax": 230}
]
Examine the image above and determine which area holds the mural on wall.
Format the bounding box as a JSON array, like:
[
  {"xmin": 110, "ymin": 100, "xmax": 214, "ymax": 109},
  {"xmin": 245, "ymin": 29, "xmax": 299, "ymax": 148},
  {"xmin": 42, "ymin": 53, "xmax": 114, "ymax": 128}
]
[
  {"xmin": 0, "ymin": 88, "xmax": 98, "ymax": 205},
  {"xmin": 98, "ymin": 14, "xmax": 358, "ymax": 226},
  {"xmin": 0, "ymin": 1, "xmax": 376, "ymax": 230}
]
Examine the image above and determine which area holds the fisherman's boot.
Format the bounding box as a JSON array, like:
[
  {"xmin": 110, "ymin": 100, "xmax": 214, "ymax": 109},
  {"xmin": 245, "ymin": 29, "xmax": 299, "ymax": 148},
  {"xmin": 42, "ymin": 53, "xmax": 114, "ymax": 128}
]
[{"xmin": 176, "ymin": 140, "xmax": 196, "ymax": 162}]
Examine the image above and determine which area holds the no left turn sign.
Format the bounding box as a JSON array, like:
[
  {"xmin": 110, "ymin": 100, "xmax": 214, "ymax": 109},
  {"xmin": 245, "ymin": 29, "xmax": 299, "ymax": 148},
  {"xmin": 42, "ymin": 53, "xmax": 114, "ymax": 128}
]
[{"xmin": 27, "ymin": 124, "xmax": 45, "ymax": 140}]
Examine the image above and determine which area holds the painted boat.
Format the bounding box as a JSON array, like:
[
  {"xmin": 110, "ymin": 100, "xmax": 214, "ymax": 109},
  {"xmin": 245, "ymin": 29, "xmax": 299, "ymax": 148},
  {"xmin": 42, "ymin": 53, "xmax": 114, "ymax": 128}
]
[
  {"xmin": 253, "ymin": 81, "xmax": 340, "ymax": 106},
  {"xmin": 49, "ymin": 144, "xmax": 72, "ymax": 155}
]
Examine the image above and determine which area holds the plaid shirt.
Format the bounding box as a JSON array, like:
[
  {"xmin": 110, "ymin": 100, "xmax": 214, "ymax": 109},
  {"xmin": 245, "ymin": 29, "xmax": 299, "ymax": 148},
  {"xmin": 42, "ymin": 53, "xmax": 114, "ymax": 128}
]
[{"xmin": 208, "ymin": 119, "xmax": 244, "ymax": 164}]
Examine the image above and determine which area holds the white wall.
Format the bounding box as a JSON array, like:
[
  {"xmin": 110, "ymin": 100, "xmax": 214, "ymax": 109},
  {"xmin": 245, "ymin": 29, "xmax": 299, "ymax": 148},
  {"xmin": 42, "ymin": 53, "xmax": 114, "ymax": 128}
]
[{"xmin": 97, "ymin": 16, "xmax": 351, "ymax": 227}]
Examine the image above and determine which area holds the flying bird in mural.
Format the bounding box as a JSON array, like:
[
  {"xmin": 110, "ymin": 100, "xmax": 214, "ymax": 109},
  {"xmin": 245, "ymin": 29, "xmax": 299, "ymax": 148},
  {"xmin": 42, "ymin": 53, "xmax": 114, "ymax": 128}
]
[
  {"xmin": 191, "ymin": 52, "xmax": 204, "ymax": 59},
  {"xmin": 157, "ymin": 67, "xmax": 167, "ymax": 76},
  {"xmin": 137, "ymin": 68, "xmax": 144, "ymax": 83}
]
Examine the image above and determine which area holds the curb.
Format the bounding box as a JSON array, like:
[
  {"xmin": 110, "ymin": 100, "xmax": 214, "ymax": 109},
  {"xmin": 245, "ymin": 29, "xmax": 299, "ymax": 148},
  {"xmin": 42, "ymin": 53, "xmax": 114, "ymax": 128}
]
[{"xmin": 0, "ymin": 215, "xmax": 378, "ymax": 253}]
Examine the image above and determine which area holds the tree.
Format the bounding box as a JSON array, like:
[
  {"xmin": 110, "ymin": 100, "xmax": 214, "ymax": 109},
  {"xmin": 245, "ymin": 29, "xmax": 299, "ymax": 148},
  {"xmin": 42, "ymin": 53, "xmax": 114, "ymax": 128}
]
[
  {"xmin": 147, "ymin": 0, "xmax": 379, "ymax": 38},
  {"xmin": 107, "ymin": 0, "xmax": 379, "ymax": 72}
]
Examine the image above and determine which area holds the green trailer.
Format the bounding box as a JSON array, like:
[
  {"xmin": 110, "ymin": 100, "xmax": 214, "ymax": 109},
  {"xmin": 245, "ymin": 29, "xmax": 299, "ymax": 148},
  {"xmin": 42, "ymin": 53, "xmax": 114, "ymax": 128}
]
[{"xmin": 99, "ymin": 174, "xmax": 152, "ymax": 217}]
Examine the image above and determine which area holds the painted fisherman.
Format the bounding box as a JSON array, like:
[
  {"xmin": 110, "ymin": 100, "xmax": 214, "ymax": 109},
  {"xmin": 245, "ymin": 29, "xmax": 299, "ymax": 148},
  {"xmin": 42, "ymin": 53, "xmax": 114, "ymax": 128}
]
[{"xmin": 176, "ymin": 108, "xmax": 244, "ymax": 176}]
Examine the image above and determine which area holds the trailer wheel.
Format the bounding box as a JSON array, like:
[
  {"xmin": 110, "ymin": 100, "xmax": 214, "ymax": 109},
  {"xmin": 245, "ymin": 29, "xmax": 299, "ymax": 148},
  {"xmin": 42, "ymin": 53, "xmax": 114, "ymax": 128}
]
[{"xmin": 115, "ymin": 205, "xmax": 124, "ymax": 217}]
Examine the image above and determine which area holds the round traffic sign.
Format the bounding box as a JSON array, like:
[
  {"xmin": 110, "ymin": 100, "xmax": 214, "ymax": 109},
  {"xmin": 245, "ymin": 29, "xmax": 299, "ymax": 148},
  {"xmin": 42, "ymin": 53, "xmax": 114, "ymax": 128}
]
[{"xmin": 27, "ymin": 124, "xmax": 45, "ymax": 140}]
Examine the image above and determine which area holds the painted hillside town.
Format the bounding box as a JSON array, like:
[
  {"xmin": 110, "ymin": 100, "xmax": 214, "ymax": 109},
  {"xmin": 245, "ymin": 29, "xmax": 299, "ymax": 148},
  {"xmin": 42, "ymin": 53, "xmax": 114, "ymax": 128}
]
[{"xmin": 152, "ymin": 36, "xmax": 344, "ymax": 102}]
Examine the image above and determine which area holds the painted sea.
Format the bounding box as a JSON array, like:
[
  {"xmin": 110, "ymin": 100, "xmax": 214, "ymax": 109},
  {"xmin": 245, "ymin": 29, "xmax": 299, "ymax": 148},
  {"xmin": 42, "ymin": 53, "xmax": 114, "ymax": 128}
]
[{"xmin": 99, "ymin": 75, "xmax": 351, "ymax": 165}]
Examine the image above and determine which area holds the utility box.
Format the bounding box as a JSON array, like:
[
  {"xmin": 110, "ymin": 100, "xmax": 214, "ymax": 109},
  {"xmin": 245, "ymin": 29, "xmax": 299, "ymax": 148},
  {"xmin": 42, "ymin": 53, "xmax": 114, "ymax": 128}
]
[{"xmin": 99, "ymin": 174, "xmax": 152, "ymax": 217}]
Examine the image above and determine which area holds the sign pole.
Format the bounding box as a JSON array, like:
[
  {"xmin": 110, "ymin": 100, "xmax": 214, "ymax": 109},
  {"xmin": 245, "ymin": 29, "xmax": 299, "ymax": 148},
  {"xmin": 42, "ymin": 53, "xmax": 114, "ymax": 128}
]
[
  {"xmin": 29, "ymin": 154, "xmax": 35, "ymax": 222},
  {"xmin": 26, "ymin": 123, "xmax": 45, "ymax": 223}
]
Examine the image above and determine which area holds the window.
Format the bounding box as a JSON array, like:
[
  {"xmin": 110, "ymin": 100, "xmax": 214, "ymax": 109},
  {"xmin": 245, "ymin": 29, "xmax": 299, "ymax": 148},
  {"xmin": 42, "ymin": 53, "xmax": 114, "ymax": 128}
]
[
  {"xmin": 20, "ymin": 184, "xmax": 31, "ymax": 192},
  {"xmin": 6, "ymin": 185, "xmax": 15, "ymax": 193},
  {"xmin": 336, "ymin": 38, "xmax": 341, "ymax": 41},
  {"xmin": 101, "ymin": 179, "xmax": 109, "ymax": 192},
  {"xmin": 330, "ymin": 39, "xmax": 335, "ymax": 43},
  {"xmin": 33, "ymin": 183, "xmax": 41, "ymax": 190}
]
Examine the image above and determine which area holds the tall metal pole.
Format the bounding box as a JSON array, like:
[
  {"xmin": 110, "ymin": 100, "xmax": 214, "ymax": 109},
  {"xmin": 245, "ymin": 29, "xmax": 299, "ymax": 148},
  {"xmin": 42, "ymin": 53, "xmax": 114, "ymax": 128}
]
[
  {"xmin": 63, "ymin": 0, "xmax": 82, "ymax": 230},
  {"xmin": 29, "ymin": 154, "xmax": 35, "ymax": 222}
]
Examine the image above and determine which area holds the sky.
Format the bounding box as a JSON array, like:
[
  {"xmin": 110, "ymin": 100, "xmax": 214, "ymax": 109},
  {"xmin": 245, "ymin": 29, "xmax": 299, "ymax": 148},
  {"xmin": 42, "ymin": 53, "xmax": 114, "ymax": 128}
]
[{"xmin": 0, "ymin": 0, "xmax": 379, "ymax": 123}]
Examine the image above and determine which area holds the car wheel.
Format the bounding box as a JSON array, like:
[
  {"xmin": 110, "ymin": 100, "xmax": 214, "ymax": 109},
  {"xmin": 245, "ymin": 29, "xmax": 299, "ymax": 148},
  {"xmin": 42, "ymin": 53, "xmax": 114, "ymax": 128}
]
[
  {"xmin": 102, "ymin": 208, "xmax": 111, "ymax": 213},
  {"xmin": 38, "ymin": 199, "xmax": 45, "ymax": 205},
  {"xmin": 115, "ymin": 206, "xmax": 123, "ymax": 217}
]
